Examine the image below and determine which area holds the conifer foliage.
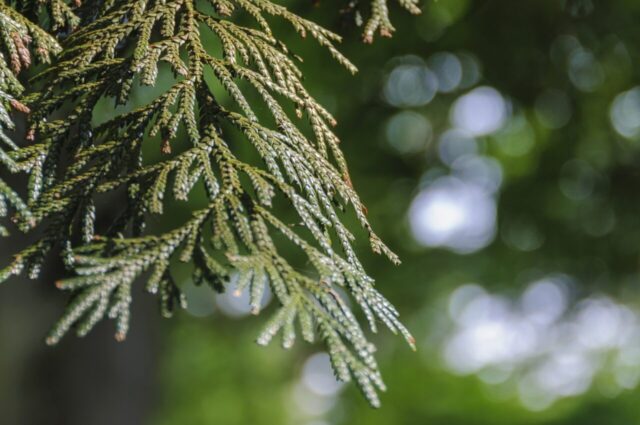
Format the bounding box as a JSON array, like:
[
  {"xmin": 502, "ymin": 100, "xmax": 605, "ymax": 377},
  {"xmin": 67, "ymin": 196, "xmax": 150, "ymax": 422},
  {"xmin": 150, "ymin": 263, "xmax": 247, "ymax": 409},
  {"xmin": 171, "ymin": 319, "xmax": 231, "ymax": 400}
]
[{"xmin": 0, "ymin": 0, "xmax": 417, "ymax": 406}]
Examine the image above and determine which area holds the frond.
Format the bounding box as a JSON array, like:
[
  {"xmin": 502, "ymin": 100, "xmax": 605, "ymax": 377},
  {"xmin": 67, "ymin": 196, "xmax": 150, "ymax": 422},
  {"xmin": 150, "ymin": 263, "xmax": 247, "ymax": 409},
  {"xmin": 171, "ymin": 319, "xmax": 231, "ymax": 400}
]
[
  {"xmin": 0, "ymin": 1, "xmax": 77, "ymax": 236},
  {"xmin": 340, "ymin": 0, "xmax": 421, "ymax": 43},
  {"xmin": 0, "ymin": 0, "xmax": 413, "ymax": 406}
]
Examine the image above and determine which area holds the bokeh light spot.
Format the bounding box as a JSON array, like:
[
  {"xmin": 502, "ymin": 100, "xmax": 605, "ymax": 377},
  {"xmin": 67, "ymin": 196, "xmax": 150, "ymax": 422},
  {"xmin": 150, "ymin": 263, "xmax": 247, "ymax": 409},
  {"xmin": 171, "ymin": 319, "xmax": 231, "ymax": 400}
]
[{"xmin": 451, "ymin": 87, "xmax": 509, "ymax": 136}]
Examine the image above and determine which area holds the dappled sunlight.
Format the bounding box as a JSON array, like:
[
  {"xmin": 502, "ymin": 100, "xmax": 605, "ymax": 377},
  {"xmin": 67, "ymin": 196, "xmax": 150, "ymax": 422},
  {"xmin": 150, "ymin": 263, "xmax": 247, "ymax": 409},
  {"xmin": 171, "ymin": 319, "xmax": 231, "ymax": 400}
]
[{"xmin": 441, "ymin": 279, "xmax": 640, "ymax": 411}]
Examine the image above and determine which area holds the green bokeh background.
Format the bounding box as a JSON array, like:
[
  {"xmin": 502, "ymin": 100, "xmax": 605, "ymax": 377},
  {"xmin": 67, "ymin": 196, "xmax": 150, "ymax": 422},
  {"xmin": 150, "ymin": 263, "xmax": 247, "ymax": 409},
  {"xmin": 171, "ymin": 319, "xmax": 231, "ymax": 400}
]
[{"xmin": 4, "ymin": 0, "xmax": 640, "ymax": 424}]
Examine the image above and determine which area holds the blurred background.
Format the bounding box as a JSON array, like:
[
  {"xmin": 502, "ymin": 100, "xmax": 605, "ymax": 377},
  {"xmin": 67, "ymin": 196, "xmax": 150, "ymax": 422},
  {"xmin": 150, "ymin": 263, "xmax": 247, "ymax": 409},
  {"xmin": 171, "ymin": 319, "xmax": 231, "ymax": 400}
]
[{"xmin": 5, "ymin": 0, "xmax": 640, "ymax": 423}]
